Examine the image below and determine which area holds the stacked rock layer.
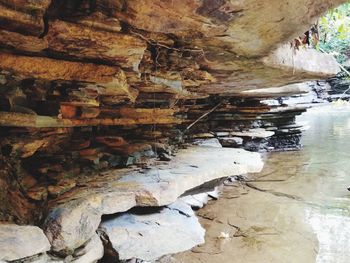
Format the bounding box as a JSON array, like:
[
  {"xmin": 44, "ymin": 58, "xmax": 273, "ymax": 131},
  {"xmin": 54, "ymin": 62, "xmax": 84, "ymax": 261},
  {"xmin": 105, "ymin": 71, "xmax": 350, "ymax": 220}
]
[{"xmin": 0, "ymin": 0, "xmax": 344, "ymax": 262}]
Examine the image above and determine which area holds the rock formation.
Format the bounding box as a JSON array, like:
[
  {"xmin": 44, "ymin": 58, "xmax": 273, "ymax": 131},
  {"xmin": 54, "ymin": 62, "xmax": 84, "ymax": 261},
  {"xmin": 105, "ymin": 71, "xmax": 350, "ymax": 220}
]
[{"xmin": 0, "ymin": 0, "xmax": 345, "ymax": 262}]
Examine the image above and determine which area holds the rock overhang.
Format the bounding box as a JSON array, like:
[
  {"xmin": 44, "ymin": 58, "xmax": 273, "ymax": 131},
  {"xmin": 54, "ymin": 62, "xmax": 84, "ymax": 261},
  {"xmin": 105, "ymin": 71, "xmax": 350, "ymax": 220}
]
[{"xmin": 0, "ymin": 0, "xmax": 347, "ymax": 262}]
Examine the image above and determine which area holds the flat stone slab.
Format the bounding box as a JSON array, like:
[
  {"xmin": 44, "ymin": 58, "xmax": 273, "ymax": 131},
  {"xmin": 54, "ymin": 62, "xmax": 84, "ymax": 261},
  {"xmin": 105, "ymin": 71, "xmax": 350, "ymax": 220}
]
[
  {"xmin": 230, "ymin": 128, "xmax": 275, "ymax": 138},
  {"xmin": 43, "ymin": 146, "xmax": 263, "ymax": 254},
  {"xmin": 0, "ymin": 224, "xmax": 51, "ymax": 261},
  {"xmin": 99, "ymin": 200, "xmax": 205, "ymax": 261},
  {"xmin": 240, "ymin": 83, "xmax": 311, "ymax": 98},
  {"xmin": 263, "ymin": 45, "xmax": 340, "ymax": 77}
]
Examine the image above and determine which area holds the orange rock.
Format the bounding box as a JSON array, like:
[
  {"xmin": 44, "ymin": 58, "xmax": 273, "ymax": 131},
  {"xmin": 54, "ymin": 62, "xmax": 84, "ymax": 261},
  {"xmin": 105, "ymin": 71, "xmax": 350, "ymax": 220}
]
[
  {"xmin": 26, "ymin": 186, "xmax": 48, "ymax": 201},
  {"xmin": 80, "ymin": 107, "xmax": 101, "ymax": 119},
  {"xmin": 79, "ymin": 148, "xmax": 100, "ymax": 157},
  {"xmin": 60, "ymin": 104, "xmax": 77, "ymax": 119},
  {"xmin": 95, "ymin": 136, "xmax": 127, "ymax": 147}
]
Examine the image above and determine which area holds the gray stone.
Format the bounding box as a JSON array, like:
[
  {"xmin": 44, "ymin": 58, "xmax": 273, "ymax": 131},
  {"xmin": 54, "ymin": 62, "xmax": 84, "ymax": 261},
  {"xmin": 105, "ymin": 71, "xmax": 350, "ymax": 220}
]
[
  {"xmin": 99, "ymin": 200, "xmax": 205, "ymax": 261},
  {"xmin": 0, "ymin": 224, "xmax": 51, "ymax": 261},
  {"xmin": 43, "ymin": 146, "xmax": 263, "ymax": 254},
  {"xmin": 192, "ymin": 138, "xmax": 222, "ymax": 148},
  {"xmin": 263, "ymin": 44, "xmax": 340, "ymax": 78},
  {"xmin": 71, "ymin": 234, "xmax": 104, "ymax": 263},
  {"xmin": 240, "ymin": 83, "xmax": 311, "ymax": 98},
  {"xmin": 180, "ymin": 193, "xmax": 209, "ymax": 209},
  {"xmin": 20, "ymin": 254, "xmax": 64, "ymax": 263},
  {"xmin": 219, "ymin": 137, "xmax": 244, "ymax": 147},
  {"xmin": 230, "ymin": 128, "xmax": 275, "ymax": 139}
]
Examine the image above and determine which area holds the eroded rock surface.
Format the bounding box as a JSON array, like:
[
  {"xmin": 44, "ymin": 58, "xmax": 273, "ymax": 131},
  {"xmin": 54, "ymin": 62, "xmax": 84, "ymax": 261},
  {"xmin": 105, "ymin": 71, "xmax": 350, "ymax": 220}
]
[
  {"xmin": 0, "ymin": 0, "xmax": 345, "ymax": 262},
  {"xmin": 43, "ymin": 146, "xmax": 263, "ymax": 254},
  {"xmin": 0, "ymin": 0, "xmax": 343, "ymax": 226}
]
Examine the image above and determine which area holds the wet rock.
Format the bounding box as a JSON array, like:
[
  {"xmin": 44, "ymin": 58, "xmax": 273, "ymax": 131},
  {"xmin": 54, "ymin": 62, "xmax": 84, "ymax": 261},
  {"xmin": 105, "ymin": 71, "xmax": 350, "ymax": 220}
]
[
  {"xmin": 0, "ymin": 224, "xmax": 51, "ymax": 261},
  {"xmin": 192, "ymin": 138, "xmax": 222, "ymax": 148},
  {"xmin": 43, "ymin": 146, "xmax": 263, "ymax": 254},
  {"xmin": 219, "ymin": 137, "xmax": 244, "ymax": 147},
  {"xmin": 159, "ymin": 152, "xmax": 172, "ymax": 161},
  {"xmin": 99, "ymin": 200, "xmax": 205, "ymax": 261},
  {"xmin": 230, "ymin": 128, "xmax": 275, "ymax": 139}
]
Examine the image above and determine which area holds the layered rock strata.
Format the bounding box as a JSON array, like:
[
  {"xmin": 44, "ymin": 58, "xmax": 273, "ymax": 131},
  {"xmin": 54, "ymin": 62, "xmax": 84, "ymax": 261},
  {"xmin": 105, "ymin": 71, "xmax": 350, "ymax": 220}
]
[{"xmin": 0, "ymin": 0, "xmax": 344, "ymax": 262}]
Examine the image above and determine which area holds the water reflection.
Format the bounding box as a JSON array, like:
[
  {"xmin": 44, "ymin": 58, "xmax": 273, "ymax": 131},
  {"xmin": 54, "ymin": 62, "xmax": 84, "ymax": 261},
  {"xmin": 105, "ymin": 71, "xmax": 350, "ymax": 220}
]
[
  {"xmin": 299, "ymin": 105, "xmax": 350, "ymax": 263},
  {"xmin": 172, "ymin": 104, "xmax": 350, "ymax": 263}
]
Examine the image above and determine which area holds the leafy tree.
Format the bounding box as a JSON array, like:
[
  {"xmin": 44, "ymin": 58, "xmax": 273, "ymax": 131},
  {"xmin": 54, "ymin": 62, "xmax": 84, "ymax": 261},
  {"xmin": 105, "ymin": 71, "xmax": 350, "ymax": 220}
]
[{"xmin": 318, "ymin": 1, "xmax": 350, "ymax": 64}]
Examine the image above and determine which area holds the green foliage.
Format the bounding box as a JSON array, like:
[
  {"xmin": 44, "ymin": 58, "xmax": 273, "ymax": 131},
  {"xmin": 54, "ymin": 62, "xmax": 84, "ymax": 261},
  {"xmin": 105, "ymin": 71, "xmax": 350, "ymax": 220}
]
[{"xmin": 318, "ymin": 2, "xmax": 350, "ymax": 64}]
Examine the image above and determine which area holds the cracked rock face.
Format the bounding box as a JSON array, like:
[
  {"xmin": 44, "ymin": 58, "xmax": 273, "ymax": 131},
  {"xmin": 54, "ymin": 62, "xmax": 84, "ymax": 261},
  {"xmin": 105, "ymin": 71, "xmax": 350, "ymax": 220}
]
[{"xmin": 99, "ymin": 200, "xmax": 205, "ymax": 261}]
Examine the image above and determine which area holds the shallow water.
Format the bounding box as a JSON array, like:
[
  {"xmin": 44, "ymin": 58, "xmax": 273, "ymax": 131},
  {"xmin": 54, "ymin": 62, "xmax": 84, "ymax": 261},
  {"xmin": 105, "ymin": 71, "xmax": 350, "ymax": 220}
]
[{"xmin": 171, "ymin": 104, "xmax": 350, "ymax": 263}]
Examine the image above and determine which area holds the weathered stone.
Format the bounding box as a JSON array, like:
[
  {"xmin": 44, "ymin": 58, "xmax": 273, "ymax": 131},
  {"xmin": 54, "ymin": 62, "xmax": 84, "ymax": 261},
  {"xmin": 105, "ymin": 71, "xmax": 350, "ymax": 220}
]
[
  {"xmin": 116, "ymin": 0, "xmax": 345, "ymax": 57},
  {"xmin": 195, "ymin": 45, "xmax": 341, "ymax": 95},
  {"xmin": 80, "ymin": 107, "xmax": 101, "ymax": 119},
  {"xmin": 48, "ymin": 179, "xmax": 76, "ymax": 198},
  {"xmin": 0, "ymin": 53, "xmax": 129, "ymax": 92},
  {"xmin": 43, "ymin": 146, "xmax": 263, "ymax": 254},
  {"xmin": 0, "ymin": 0, "xmax": 51, "ymax": 13},
  {"xmin": 263, "ymin": 44, "xmax": 341, "ymax": 77},
  {"xmin": 71, "ymin": 234, "xmax": 104, "ymax": 263},
  {"xmin": 0, "ymin": 111, "xmax": 181, "ymax": 128},
  {"xmin": 0, "ymin": 3, "xmax": 45, "ymax": 35},
  {"xmin": 0, "ymin": 224, "xmax": 51, "ymax": 261},
  {"xmin": 219, "ymin": 137, "xmax": 244, "ymax": 148},
  {"xmin": 0, "ymin": 0, "xmax": 345, "ymax": 256},
  {"xmin": 73, "ymin": 11, "xmax": 122, "ymax": 33},
  {"xmin": 192, "ymin": 138, "xmax": 222, "ymax": 148},
  {"xmin": 99, "ymin": 200, "xmax": 205, "ymax": 261},
  {"xmin": 230, "ymin": 129, "xmax": 275, "ymax": 139},
  {"xmin": 240, "ymin": 83, "xmax": 311, "ymax": 98},
  {"xmin": 0, "ymin": 29, "xmax": 48, "ymax": 52},
  {"xmin": 27, "ymin": 186, "xmax": 48, "ymax": 201},
  {"xmin": 47, "ymin": 20, "xmax": 147, "ymax": 70}
]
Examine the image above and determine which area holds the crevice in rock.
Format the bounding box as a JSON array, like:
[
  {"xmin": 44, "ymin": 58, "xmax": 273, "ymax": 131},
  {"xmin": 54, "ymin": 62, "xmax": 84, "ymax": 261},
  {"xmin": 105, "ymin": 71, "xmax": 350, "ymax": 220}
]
[
  {"xmin": 97, "ymin": 230, "xmax": 120, "ymax": 263},
  {"xmin": 245, "ymin": 182, "xmax": 305, "ymax": 202}
]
